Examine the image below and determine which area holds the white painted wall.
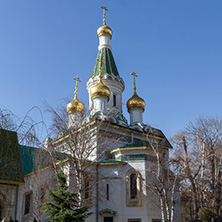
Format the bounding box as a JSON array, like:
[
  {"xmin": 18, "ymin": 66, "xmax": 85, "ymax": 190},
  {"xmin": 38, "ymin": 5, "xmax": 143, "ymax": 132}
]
[
  {"xmin": 96, "ymin": 159, "xmax": 164, "ymax": 222},
  {"xmin": 92, "ymin": 96, "xmax": 108, "ymax": 113},
  {"xmin": 129, "ymin": 108, "xmax": 143, "ymax": 125},
  {"xmin": 98, "ymin": 34, "xmax": 111, "ymax": 50},
  {"xmin": 0, "ymin": 184, "xmax": 17, "ymax": 221},
  {"xmin": 16, "ymin": 167, "xmax": 55, "ymax": 222}
]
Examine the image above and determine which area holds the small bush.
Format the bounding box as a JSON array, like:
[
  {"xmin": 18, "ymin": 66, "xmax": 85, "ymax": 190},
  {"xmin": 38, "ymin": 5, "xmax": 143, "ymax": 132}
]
[{"xmin": 198, "ymin": 207, "xmax": 216, "ymax": 221}]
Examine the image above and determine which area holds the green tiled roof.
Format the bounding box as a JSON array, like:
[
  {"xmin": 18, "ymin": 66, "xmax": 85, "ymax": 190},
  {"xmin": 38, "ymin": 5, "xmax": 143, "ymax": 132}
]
[
  {"xmin": 19, "ymin": 145, "xmax": 70, "ymax": 176},
  {"xmin": 91, "ymin": 48, "xmax": 119, "ymax": 77},
  {"xmin": 19, "ymin": 145, "xmax": 51, "ymax": 175},
  {"xmin": 0, "ymin": 129, "xmax": 24, "ymax": 182}
]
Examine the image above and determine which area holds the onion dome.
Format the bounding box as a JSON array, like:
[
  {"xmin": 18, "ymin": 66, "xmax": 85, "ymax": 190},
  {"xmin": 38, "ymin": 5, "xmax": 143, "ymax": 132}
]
[
  {"xmin": 67, "ymin": 76, "xmax": 85, "ymax": 115},
  {"xmin": 67, "ymin": 95, "xmax": 85, "ymax": 115},
  {"xmin": 90, "ymin": 78, "xmax": 110, "ymax": 100},
  {"xmin": 127, "ymin": 91, "xmax": 145, "ymax": 112},
  {"xmin": 127, "ymin": 71, "xmax": 145, "ymax": 112},
  {"xmin": 97, "ymin": 24, "xmax": 112, "ymax": 39}
]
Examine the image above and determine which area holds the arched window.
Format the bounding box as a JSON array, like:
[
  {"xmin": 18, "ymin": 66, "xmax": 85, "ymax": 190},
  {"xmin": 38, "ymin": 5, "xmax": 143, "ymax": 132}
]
[
  {"xmin": 130, "ymin": 173, "xmax": 137, "ymax": 199},
  {"xmin": 126, "ymin": 170, "xmax": 142, "ymax": 207},
  {"xmin": 113, "ymin": 95, "xmax": 116, "ymax": 107}
]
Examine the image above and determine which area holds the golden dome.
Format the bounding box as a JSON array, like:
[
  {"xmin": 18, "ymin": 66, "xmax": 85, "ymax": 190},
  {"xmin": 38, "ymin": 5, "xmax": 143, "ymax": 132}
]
[
  {"xmin": 127, "ymin": 91, "xmax": 145, "ymax": 112},
  {"xmin": 66, "ymin": 95, "xmax": 85, "ymax": 115},
  {"xmin": 97, "ymin": 24, "xmax": 112, "ymax": 39},
  {"xmin": 90, "ymin": 79, "xmax": 110, "ymax": 100}
]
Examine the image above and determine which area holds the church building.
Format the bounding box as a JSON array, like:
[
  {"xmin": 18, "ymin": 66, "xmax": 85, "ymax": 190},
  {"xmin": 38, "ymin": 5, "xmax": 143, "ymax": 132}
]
[{"xmin": 0, "ymin": 7, "xmax": 181, "ymax": 222}]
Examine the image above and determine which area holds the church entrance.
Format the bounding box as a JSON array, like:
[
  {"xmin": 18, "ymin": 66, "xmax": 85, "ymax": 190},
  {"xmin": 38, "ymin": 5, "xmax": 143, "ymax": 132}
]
[{"xmin": 104, "ymin": 217, "xmax": 113, "ymax": 222}]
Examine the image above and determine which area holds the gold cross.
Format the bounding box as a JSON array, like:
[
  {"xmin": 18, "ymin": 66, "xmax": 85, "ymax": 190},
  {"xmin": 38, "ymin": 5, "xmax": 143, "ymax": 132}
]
[
  {"xmin": 101, "ymin": 5, "xmax": 108, "ymax": 25},
  {"xmin": 97, "ymin": 58, "xmax": 104, "ymax": 80},
  {"xmin": 73, "ymin": 76, "xmax": 81, "ymax": 96},
  {"xmin": 131, "ymin": 71, "xmax": 138, "ymax": 92}
]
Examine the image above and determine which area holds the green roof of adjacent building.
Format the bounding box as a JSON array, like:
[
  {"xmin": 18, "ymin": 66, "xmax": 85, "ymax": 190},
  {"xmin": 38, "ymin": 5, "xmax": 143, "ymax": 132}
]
[
  {"xmin": 19, "ymin": 145, "xmax": 51, "ymax": 175},
  {"xmin": 0, "ymin": 129, "xmax": 24, "ymax": 182},
  {"xmin": 0, "ymin": 129, "xmax": 69, "ymax": 184},
  {"xmin": 19, "ymin": 145, "xmax": 70, "ymax": 176},
  {"xmin": 91, "ymin": 48, "xmax": 119, "ymax": 77}
]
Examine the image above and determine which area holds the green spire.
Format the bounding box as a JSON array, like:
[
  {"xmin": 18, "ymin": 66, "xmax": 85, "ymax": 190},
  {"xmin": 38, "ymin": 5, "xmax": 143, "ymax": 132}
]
[{"xmin": 91, "ymin": 48, "xmax": 119, "ymax": 77}]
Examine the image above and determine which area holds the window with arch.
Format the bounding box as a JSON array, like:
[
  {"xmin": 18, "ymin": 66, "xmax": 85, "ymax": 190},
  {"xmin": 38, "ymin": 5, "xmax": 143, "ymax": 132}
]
[
  {"xmin": 130, "ymin": 173, "xmax": 137, "ymax": 199},
  {"xmin": 113, "ymin": 95, "xmax": 116, "ymax": 107},
  {"xmin": 126, "ymin": 169, "xmax": 142, "ymax": 207}
]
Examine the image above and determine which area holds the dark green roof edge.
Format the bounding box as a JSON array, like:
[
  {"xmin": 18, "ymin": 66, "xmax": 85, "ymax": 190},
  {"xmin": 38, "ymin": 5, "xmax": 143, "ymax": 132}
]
[
  {"xmin": 97, "ymin": 159, "xmax": 125, "ymax": 163},
  {"xmin": 91, "ymin": 48, "xmax": 119, "ymax": 77}
]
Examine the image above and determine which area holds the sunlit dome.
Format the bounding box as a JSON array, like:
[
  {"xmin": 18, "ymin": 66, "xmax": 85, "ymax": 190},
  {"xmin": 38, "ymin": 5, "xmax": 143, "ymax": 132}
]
[
  {"xmin": 127, "ymin": 91, "xmax": 145, "ymax": 112},
  {"xmin": 67, "ymin": 95, "xmax": 85, "ymax": 115},
  {"xmin": 97, "ymin": 24, "xmax": 112, "ymax": 39},
  {"xmin": 90, "ymin": 78, "xmax": 110, "ymax": 100}
]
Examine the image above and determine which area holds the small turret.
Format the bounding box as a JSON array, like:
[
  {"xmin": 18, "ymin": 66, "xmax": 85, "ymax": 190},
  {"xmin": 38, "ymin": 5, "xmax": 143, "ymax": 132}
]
[
  {"xmin": 66, "ymin": 76, "xmax": 84, "ymax": 128},
  {"xmin": 127, "ymin": 71, "xmax": 145, "ymax": 125}
]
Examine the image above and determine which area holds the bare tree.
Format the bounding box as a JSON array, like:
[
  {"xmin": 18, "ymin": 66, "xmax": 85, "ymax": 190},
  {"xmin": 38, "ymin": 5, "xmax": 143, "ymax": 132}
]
[
  {"xmin": 44, "ymin": 101, "xmax": 123, "ymax": 209},
  {"xmin": 145, "ymin": 130, "xmax": 182, "ymax": 222},
  {"xmin": 171, "ymin": 132, "xmax": 201, "ymax": 217},
  {"xmin": 0, "ymin": 107, "xmax": 46, "ymax": 146},
  {"xmin": 171, "ymin": 116, "xmax": 222, "ymax": 219}
]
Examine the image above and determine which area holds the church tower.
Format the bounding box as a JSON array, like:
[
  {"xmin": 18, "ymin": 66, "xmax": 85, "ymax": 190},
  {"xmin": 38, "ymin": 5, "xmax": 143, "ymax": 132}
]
[{"xmin": 86, "ymin": 6, "xmax": 127, "ymax": 126}]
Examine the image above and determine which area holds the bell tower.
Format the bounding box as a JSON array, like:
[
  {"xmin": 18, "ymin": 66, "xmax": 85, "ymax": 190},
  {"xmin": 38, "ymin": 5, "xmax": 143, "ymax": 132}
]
[{"xmin": 86, "ymin": 6, "xmax": 127, "ymax": 126}]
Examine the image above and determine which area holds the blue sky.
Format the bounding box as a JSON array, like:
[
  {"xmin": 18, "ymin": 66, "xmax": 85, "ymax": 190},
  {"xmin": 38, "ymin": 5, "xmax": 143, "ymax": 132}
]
[{"xmin": 0, "ymin": 0, "xmax": 222, "ymax": 140}]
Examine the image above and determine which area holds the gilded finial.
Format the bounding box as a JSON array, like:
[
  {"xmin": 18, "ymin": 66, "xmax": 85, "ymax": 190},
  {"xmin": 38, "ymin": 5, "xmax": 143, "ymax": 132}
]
[
  {"xmin": 101, "ymin": 5, "xmax": 108, "ymax": 25},
  {"xmin": 131, "ymin": 71, "xmax": 138, "ymax": 92},
  {"xmin": 73, "ymin": 76, "xmax": 81, "ymax": 97},
  {"xmin": 97, "ymin": 58, "xmax": 104, "ymax": 81}
]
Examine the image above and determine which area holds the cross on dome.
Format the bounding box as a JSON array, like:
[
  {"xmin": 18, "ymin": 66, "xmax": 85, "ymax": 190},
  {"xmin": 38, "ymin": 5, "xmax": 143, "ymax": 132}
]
[
  {"xmin": 131, "ymin": 71, "xmax": 138, "ymax": 92},
  {"xmin": 127, "ymin": 71, "xmax": 145, "ymax": 113},
  {"xmin": 73, "ymin": 76, "xmax": 81, "ymax": 96},
  {"xmin": 101, "ymin": 5, "xmax": 108, "ymax": 25},
  {"xmin": 66, "ymin": 76, "xmax": 85, "ymax": 116}
]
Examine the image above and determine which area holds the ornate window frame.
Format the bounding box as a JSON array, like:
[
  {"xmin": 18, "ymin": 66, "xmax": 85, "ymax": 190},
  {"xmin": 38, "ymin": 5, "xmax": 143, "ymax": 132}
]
[
  {"xmin": 99, "ymin": 209, "xmax": 116, "ymax": 222},
  {"xmin": 126, "ymin": 169, "xmax": 142, "ymax": 207}
]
